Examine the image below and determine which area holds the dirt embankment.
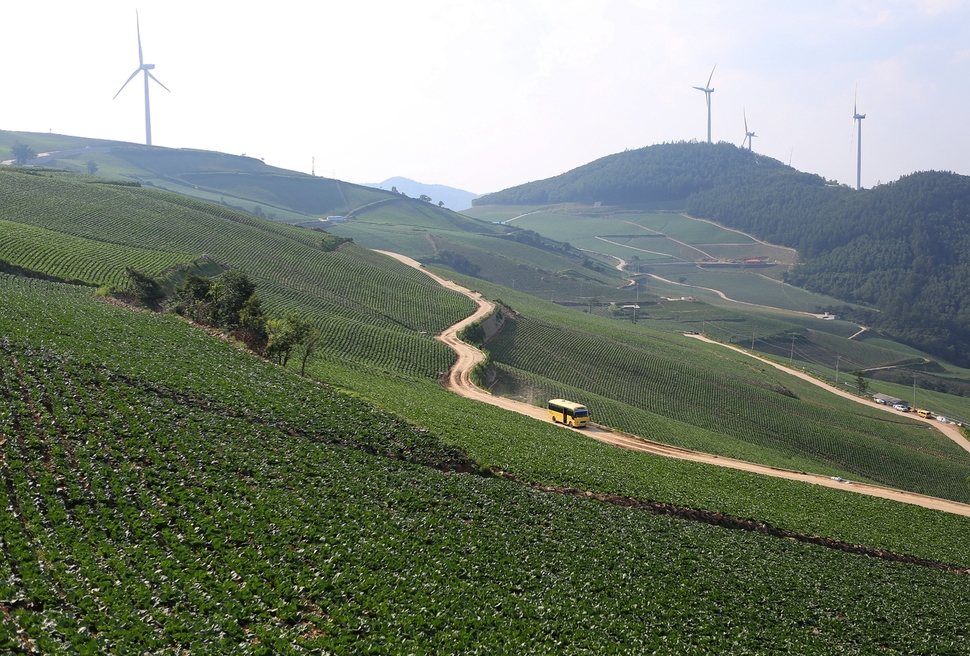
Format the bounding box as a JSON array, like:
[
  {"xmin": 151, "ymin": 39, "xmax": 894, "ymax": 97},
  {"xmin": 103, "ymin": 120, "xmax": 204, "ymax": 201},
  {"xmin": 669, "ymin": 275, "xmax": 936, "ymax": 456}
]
[{"xmin": 375, "ymin": 250, "xmax": 970, "ymax": 518}]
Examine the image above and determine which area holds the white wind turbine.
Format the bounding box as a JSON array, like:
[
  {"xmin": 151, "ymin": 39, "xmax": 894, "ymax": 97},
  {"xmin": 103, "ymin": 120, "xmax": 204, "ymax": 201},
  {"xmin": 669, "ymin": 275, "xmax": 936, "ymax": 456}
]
[
  {"xmin": 113, "ymin": 11, "xmax": 170, "ymax": 146},
  {"xmin": 693, "ymin": 65, "xmax": 716, "ymax": 143},
  {"xmin": 853, "ymin": 91, "xmax": 866, "ymax": 190},
  {"xmin": 742, "ymin": 108, "xmax": 757, "ymax": 151}
]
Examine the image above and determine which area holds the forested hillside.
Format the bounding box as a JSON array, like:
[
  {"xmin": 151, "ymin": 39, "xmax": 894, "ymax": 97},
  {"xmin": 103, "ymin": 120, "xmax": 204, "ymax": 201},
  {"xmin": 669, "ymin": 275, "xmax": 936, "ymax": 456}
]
[
  {"xmin": 474, "ymin": 141, "xmax": 817, "ymax": 206},
  {"xmin": 689, "ymin": 170, "xmax": 970, "ymax": 366},
  {"xmin": 477, "ymin": 141, "xmax": 970, "ymax": 366}
]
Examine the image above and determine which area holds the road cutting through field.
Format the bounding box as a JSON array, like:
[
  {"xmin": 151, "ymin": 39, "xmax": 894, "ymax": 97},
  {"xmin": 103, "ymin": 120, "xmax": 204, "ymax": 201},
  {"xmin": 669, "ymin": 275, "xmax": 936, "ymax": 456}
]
[{"xmin": 377, "ymin": 250, "xmax": 970, "ymax": 518}]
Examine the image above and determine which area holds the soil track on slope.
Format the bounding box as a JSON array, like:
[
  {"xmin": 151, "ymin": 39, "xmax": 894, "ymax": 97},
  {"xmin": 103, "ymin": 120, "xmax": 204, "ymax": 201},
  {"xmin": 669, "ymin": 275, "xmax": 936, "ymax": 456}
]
[{"xmin": 376, "ymin": 250, "xmax": 970, "ymax": 518}]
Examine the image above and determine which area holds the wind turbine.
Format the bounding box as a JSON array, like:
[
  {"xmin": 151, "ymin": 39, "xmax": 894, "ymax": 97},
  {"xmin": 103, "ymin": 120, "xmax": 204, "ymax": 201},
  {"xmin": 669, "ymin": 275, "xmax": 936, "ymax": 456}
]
[
  {"xmin": 693, "ymin": 65, "xmax": 716, "ymax": 143},
  {"xmin": 742, "ymin": 108, "xmax": 756, "ymax": 151},
  {"xmin": 853, "ymin": 91, "xmax": 866, "ymax": 190},
  {"xmin": 113, "ymin": 11, "xmax": 170, "ymax": 146}
]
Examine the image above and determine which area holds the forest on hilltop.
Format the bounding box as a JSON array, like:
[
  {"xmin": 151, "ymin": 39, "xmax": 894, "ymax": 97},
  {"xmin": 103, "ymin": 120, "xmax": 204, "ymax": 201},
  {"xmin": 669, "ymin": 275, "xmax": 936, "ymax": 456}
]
[
  {"xmin": 474, "ymin": 141, "xmax": 820, "ymax": 206},
  {"xmin": 688, "ymin": 169, "xmax": 970, "ymax": 366},
  {"xmin": 476, "ymin": 142, "xmax": 970, "ymax": 366}
]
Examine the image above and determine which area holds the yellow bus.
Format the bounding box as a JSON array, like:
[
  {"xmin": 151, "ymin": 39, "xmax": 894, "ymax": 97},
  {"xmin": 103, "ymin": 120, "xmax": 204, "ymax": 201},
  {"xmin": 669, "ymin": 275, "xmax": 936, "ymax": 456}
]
[
  {"xmin": 547, "ymin": 399, "xmax": 590, "ymax": 428},
  {"xmin": 917, "ymin": 409, "xmax": 932, "ymax": 419}
]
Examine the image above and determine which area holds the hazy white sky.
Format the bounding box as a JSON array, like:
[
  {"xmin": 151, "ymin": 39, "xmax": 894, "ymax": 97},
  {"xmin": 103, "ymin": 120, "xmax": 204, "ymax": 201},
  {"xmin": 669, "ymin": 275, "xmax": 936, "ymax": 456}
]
[{"xmin": 3, "ymin": 1, "xmax": 969, "ymax": 193}]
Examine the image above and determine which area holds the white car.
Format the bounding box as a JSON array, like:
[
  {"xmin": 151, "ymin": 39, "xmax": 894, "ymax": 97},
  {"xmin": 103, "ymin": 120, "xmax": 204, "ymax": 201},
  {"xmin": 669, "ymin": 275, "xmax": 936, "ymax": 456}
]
[{"xmin": 893, "ymin": 404, "xmax": 910, "ymax": 412}]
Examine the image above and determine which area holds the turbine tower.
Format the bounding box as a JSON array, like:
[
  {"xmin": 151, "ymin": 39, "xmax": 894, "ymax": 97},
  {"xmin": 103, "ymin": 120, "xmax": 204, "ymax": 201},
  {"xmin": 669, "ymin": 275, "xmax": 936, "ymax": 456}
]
[
  {"xmin": 853, "ymin": 93, "xmax": 866, "ymax": 190},
  {"xmin": 693, "ymin": 65, "xmax": 716, "ymax": 143},
  {"xmin": 114, "ymin": 11, "xmax": 170, "ymax": 146},
  {"xmin": 742, "ymin": 108, "xmax": 757, "ymax": 151}
]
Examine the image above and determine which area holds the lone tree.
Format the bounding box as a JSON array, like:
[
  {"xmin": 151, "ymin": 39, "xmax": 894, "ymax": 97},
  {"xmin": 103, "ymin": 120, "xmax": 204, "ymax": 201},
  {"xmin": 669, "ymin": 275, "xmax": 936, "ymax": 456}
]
[
  {"xmin": 419, "ymin": 194, "xmax": 432, "ymax": 203},
  {"xmin": 297, "ymin": 329, "xmax": 321, "ymax": 376},
  {"xmin": 854, "ymin": 371, "xmax": 870, "ymax": 396},
  {"xmin": 265, "ymin": 312, "xmax": 312, "ymax": 367},
  {"xmin": 86, "ymin": 161, "xmax": 99, "ymax": 175},
  {"xmin": 11, "ymin": 141, "xmax": 36, "ymax": 165}
]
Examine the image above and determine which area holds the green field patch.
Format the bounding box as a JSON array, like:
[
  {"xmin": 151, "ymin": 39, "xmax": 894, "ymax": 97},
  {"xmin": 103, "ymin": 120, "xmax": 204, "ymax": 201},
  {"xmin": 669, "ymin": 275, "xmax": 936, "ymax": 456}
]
[
  {"xmin": 312, "ymin": 354, "xmax": 970, "ymax": 568},
  {"xmin": 6, "ymin": 251, "xmax": 970, "ymax": 650},
  {"xmin": 482, "ymin": 313, "xmax": 970, "ymax": 502},
  {"xmin": 0, "ymin": 218, "xmax": 197, "ymax": 286},
  {"xmin": 623, "ymin": 212, "xmax": 756, "ymax": 244},
  {"xmin": 0, "ymin": 168, "xmax": 474, "ymax": 379},
  {"xmin": 649, "ymin": 264, "xmax": 850, "ymax": 312},
  {"xmin": 604, "ymin": 235, "xmax": 702, "ymax": 261},
  {"xmin": 695, "ymin": 242, "xmax": 797, "ymax": 265}
]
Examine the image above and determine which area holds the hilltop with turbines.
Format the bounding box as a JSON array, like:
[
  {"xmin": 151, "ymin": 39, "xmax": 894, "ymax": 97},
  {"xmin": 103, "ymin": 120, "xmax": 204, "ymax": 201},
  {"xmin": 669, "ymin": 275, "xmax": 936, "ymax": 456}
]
[{"xmin": 3, "ymin": 17, "xmax": 970, "ymax": 651}]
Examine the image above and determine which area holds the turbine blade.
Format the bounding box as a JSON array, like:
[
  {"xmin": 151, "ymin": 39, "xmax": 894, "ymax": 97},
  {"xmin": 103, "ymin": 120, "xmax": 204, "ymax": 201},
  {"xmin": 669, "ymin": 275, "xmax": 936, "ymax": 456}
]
[
  {"xmin": 113, "ymin": 69, "xmax": 141, "ymax": 99},
  {"xmin": 707, "ymin": 64, "xmax": 716, "ymax": 87},
  {"xmin": 744, "ymin": 108, "xmax": 748, "ymax": 133},
  {"xmin": 146, "ymin": 71, "xmax": 171, "ymax": 93},
  {"xmin": 136, "ymin": 10, "xmax": 144, "ymax": 67}
]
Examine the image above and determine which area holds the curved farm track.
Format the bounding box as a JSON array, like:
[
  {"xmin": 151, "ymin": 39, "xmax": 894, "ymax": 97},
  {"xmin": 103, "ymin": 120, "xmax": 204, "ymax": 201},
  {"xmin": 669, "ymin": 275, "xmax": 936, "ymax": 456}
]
[{"xmin": 377, "ymin": 251, "xmax": 970, "ymax": 518}]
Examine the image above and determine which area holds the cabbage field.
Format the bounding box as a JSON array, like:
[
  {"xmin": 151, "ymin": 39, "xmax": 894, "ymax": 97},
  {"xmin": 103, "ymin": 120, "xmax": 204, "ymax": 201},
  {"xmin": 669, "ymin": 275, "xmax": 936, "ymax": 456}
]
[{"xmin": 3, "ymin": 276, "xmax": 970, "ymax": 653}]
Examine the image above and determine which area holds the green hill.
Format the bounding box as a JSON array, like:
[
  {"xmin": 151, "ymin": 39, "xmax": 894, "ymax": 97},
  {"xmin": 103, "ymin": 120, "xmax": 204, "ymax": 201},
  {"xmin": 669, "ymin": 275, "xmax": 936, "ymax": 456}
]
[
  {"xmin": 475, "ymin": 141, "xmax": 970, "ymax": 368},
  {"xmin": 0, "ymin": 166, "xmax": 474, "ymax": 380},
  {"xmin": 474, "ymin": 141, "xmax": 813, "ymax": 207},
  {"xmin": 4, "ymin": 273, "xmax": 970, "ymax": 653},
  {"xmin": 1, "ymin": 129, "xmax": 481, "ymax": 228},
  {"xmin": 6, "ymin": 139, "xmax": 970, "ymax": 650},
  {"xmin": 3, "ymin": 163, "xmax": 967, "ymax": 494}
]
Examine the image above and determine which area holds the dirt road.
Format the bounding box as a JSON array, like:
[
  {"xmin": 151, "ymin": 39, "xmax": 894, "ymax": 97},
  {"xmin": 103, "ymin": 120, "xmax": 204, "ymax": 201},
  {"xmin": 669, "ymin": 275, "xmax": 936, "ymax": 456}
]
[
  {"xmin": 377, "ymin": 250, "xmax": 970, "ymax": 517},
  {"xmin": 687, "ymin": 333, "xmax": 970, "ymax": 455}
]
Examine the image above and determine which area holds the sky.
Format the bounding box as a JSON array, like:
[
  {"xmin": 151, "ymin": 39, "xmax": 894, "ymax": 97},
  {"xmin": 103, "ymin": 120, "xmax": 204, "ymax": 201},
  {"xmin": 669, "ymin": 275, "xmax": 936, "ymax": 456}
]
[{"xmin": 3, "ymin": 1, "xmax": 969, "ymax": 194}]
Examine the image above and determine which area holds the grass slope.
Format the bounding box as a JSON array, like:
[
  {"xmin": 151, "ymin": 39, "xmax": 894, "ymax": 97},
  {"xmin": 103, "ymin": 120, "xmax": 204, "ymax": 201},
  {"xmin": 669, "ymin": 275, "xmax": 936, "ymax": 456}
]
[
  {"xmin": 4, "ymin": 276, "xmax": 970, "ymax": 653},
  {"xmin": 0, "ymin": 167, "xmax": 474, "ymax": 380},
  {"xmin": 437, "ymin": 271, "xmax": 970, "ymax": 502}
]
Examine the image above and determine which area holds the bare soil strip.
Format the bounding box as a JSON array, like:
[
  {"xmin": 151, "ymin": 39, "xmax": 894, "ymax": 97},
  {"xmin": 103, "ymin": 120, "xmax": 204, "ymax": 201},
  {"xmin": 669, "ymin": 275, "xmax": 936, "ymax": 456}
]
[{"xmin": 375, "ymin": 250, "xmax": 970, "ymax": 518}]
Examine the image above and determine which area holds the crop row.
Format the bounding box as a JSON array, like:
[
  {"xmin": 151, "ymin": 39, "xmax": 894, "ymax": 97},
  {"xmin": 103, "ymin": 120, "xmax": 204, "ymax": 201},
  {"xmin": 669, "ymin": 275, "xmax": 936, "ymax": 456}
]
[
  {"xmin": 485, "ymin": 315, "xmax": 970, "ymax": 502},
  {"xmin": 4, "ymin": 280, "xmax": 970, "ymax": 651},
  {"xmin": 0, "ymin": 219, "xmax": 195, "ymax": 286},
  {"xmin": 0, "ymin": 170, "xmax": 474, "ymax": 378}
]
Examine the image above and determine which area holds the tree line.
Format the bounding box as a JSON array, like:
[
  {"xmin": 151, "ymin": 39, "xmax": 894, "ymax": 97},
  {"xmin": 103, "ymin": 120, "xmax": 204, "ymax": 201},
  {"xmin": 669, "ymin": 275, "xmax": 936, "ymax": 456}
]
[{"xmin": 116, "ymin": 267, "xmax": 320, "ymax": 375}]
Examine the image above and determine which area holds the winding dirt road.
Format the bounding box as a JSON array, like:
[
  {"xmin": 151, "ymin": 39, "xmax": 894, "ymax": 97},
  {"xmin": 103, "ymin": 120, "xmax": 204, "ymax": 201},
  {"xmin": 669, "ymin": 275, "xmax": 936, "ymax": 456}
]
[{"xmin": 377, "ymin": 250, "xmax": 970, "ymax": 517}]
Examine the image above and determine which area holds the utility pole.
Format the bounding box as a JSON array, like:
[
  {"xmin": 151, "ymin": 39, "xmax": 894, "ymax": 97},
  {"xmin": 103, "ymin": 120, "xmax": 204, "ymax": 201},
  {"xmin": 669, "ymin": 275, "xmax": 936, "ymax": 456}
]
[
  {"xmin": 836, "ymin": 355, "xmax": 842, "ymax": 387},
  {"xmin": 913, "ymin": 374, "xmax": 918, "ymax": 409},
  {"xmin": 790, "ymin": 334, "xmax": 796, "ymax": 365}
]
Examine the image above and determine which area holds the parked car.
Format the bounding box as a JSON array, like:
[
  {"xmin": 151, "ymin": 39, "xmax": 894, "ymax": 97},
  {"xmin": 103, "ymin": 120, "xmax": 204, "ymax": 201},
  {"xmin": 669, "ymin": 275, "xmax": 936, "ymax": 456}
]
[{"xmin": 893, "ymin": 404, "xmax": 910, "ymax": 412}]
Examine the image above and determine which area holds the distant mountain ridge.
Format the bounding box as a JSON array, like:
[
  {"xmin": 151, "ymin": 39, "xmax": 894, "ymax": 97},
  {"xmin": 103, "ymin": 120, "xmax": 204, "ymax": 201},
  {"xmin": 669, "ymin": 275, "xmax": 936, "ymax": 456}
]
[
  {"xmin": 365, "ymin": 176, "xmax": 479, "ymax": 211},
  {"xmin": 476, "ymin": 141, "xmax": 970, "ymax": 366}
]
